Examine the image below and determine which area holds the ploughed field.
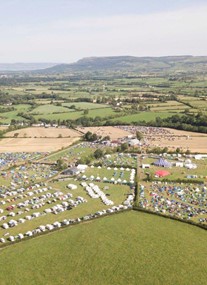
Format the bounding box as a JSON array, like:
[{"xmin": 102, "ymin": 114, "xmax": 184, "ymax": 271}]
[{"xmin": 0, "ymin": 211, "xmax": 206, "ymax": 285}]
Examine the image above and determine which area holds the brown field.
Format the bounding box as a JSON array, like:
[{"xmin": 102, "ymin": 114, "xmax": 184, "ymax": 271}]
[
  {"xmin": 0, "ymin": 137, "xmax": 80, "ymax": 152},
  {"xmin": 78, "ymin": 126, "xmax": 207, "ymax": 153},
  {"xmin": 77, "ymin": 126, "xmax": 131, "ymax": 140},
  {"xmin": 149, "ymin": 136, "xmax": 207, "ymax": 153},
  {"xmin": 146, "ymin": 128, "xmax": 207, "ymax": 153},
  {"xmin": 5, "ymin": 127, "xmax": 81, "ymax": 138},
  {"xmin": 0, "ymin": 126, "xmax": 8, "ymax": 131}
]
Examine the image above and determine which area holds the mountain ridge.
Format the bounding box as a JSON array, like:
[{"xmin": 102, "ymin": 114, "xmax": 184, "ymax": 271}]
[{"xmin": 38, "ymin": 55, "xmax": 207, "ymax": 74}]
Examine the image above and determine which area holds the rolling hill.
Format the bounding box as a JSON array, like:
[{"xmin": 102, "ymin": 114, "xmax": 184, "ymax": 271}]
[{"xmin": 40, "ymin": 55, "xmax": 207, "ymax": 74}]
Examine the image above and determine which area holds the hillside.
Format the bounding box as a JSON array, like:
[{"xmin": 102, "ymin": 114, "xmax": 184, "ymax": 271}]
[
  {"xmin": 40, "ymin": 55, "xmax": 207, "ymax": 74},
  {"xmin": 0, "ymin": 211, "xmax": 206, "ymax": 285}
]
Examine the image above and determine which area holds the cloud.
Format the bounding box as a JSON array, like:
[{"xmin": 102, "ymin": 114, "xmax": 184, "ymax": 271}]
[{"xmin": 0, "ymin": 4, "xmax": 207, "ymax": 61}]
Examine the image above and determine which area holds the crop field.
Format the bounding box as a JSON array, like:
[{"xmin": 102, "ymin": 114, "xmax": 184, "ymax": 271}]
[
  {"xmin": 0, "ymin": 211, "xmax": 206, "ymax": 285},
  {"xmin": 117, "ymin": 125, "xmax": 207, "ymax": 153},
  {"xmin": 0, "ymin": 137, "xmax": 80, "ymax": 152},
  {"xmin": 148, "ymin": 135, "xmax": 207, "ymax": 153},
  {"xmin": 77, "ymin": 126, "xmax": 131, "ymax": 140},
  {"xmin": 5, "ymin": 127, "xmax": 81, "ymax": 138},
  {"xmin": 187, "ymin": 100, "xmax": 207, "ymax": 109}
]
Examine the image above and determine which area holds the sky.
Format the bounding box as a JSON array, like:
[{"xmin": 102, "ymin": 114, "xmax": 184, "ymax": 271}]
[{"xmin": 0, "ymin": 0, "xmax": 207, "ymax": 63}]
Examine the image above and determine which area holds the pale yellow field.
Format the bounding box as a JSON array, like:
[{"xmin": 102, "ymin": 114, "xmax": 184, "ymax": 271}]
[
  {"xmin": 77, "ymin": 126, "xmax": 131, "ymax": 140},
  {"xmin": 149, "ymin": 136, "xmax": 207, "ymax": 153},
  {"xmin": 145, "ymin": 128, "xmax": 207, "ymax": 153},
  {"xmin": 0, "ymin": 126, "xmax": 8, "ymax": 131},
  {"xmin": 5, "ymin": 127, "xmax": 81, "ymax": 138},
  {"xmin": 0, "ymin": 137, "xmax": 80, "ymax": 152}
]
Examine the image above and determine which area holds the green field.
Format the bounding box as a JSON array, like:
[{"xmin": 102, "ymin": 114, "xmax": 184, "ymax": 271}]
[
  {"xmin": 0, "ymin": 211, "xmax": 206, "ymax": 285},
  {"xmin": 112, "ymin": 112, "xmax": 175, "ymax": 123},
  {"xmin": 29, "ymin": 104, "xmax": 70, "ymax": 114},
  {"xmin": 0, "ymin": 104, "xmax": 32, "ymax": 124},
  {"xmin": 34, "ymin": 107, "xmax": 119, "ymax": 121},
  {"xmin": 62, "ymin": 102, "xmax": 109, "ymax": 109}
]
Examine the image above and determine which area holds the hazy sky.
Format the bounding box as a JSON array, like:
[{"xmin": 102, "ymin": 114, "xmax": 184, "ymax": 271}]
[{"xmin": 0, "ymin": 0, "xmax": 207, "ymax": 62}]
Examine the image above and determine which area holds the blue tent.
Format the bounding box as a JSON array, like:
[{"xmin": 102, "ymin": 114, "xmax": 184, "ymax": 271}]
[{"xmin": 153, "ymin": 157, "xmax": 171, "ymax": 168}]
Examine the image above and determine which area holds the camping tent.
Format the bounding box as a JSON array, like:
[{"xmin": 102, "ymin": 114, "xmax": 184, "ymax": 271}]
[
  {"xmin": 154, "ymin": 157, "xmax": 171, "ymax": 168},
  {"xmin": 155, "ymin": 170, "xmax": 170, "ymax": 177}
]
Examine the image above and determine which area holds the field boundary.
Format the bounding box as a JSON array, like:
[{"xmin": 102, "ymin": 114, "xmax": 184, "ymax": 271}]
[
  {"xmin": 133, "ymin": 207, "xmax": 207, "ymax": 231},
  {"xmin": 0, "ymin": 209, "xmax": 132, "ymax": 250}
]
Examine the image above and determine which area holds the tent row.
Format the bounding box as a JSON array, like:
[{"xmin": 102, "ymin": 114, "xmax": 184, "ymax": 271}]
[{"xmin": 1, "ymin": 204, "xmax": 132, "ymax": 243}]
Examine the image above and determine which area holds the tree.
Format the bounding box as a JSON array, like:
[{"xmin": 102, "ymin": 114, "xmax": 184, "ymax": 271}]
[
  {"xmin": 120, "ymin": 143, "xmax": 128, "ymax": 152},
  {"xmin": 56, "ymin": 159, "xmax": 67, "ymax": 171},
  {"xmin": 13, "ymin": 133, "xmax": 19, "ymax": 138},
  {"xmin": 136, "ymin": 131, "xmax": 143, "ymax": 140},
  {"xmin": 83, "ymin": 109, "xmax": 89, "ymax": 115},
  {"xmin": 94, "ymin": 149, "xmax": 104, "ymax": 159},
  {"xmin": 176, "ymin": 147, "xmax": 181, "ymax": 153},
  {"xmin": 84, "ymin": 131, "xmax": 98, "ymax": 141}
]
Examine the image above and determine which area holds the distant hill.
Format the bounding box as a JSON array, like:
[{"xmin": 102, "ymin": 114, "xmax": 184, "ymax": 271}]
[
  {"xmin": 0, "ymin": 63, "xmax": 58, "ymax": 71},
  {"xmin": 40, "ymin": 55, "xmax": 207, "ymax": 74}
]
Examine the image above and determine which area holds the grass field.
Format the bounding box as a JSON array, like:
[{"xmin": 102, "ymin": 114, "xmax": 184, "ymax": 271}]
[
  {"xmin": 62, "ymin": 102, "xmax": 109, "ymax": 109},
  {"xmin": 0, "ymin": 211, "xmax": 206, "ymax": 285},
  {"xmin": 33, "ymin": 107, "xmax": 118, "ymax": 121},
  {"xmin": 0, "ymin": 104, "xmax": 32, "ymax": 124},
  {"xmin": 29, "ymin": 104, "xmax": 70, "ymax": 114},
  {"xmin": 112, "ymin": 112, "xmax": 175, "ymax": 123}
]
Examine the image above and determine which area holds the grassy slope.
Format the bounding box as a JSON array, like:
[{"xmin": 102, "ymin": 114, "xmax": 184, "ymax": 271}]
[{"xmin": 0, "ymin": 211, "xmax": 206, "ymax": 285}]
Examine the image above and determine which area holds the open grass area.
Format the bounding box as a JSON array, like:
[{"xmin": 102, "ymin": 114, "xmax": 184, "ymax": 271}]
[
  {"xmin": 112, "ymin": 112, "xmax": 175, "ymax": 123},
  {"xmin": 0, "ymin": 211, "xmax": 206, "ymax": 285},
  {"xmin": 0, "ymin": 104, "xmax": 32, "ymax": 124},
  {"xmin": 29, "ymin": 104, "xmax": 70, "ymax": 114},
  {"xmin": 62, "ymin": 102, "xmax": 109, "ymax": 109},
  {"xmin": 33, "ymin": 107, "xmax": 118, "ymax": 121}
]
